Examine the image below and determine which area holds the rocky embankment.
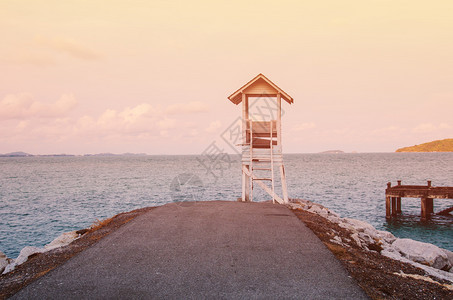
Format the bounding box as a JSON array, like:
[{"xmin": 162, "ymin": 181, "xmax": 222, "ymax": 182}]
[
  {"xmin": 288, "ymin": 199, "xmax": 453, "ymax": 285},
  {"xmin": 1, "ymin": 231, "xmax": 82, "ymax": 275},
  {"xmin": 1, "ymin": 201, "xmax": 452, "ymax": 299},
  {"xmin": 2, "ymin": 201, "xmax": 453, "ymax": 280}
]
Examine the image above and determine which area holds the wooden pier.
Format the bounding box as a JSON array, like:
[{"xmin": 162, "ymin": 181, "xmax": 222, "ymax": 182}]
[{"xmin": 385, "ymin": 180, "xmax": 453, "ymax": 219}]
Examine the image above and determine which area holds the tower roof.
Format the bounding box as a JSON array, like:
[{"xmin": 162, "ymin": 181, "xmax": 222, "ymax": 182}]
[{"xmin": 228, "ymin": 74, "xmax": 293, "ymax": 105}]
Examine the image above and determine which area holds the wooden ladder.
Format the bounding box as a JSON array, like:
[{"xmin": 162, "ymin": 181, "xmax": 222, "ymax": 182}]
[{"xmin": 248, "ymin": 120, "xmax": 280, "ymax": 204}]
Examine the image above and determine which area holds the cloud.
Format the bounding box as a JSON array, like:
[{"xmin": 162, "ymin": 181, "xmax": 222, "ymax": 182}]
[
  {"xmin": 158, "ymin": 118, "xmax": 176, "ymax": 129},
  {"xmin": 0, "ymin": 98, "xmax": 214, "ymax": 153},
  {"xmin": 0, "ymin": 93, "xmax": 77, "ymax": 120},
  {"xmin": 3, "ymin": 52, "xmax": 56, "ymax": 66},
  {"xmin": 165, "ymin": 101, "xmax": 209, "ymax": 114},
  {"xmin": 412, "ymin": 123, "xmax": 452, "ymax": 134},
  {"xmin": 35, "ymin": 36, "xmax": 102, "ymax": 60},
  {"xmin": 205, "ymin": 120, "xmax": 222, "ymax": 133},
  {"xmin": 74, "ymin": 103, "xmax": 182, "ymax": 138},
  {"xmin": 372, "ymin": 126, "xmax": 407, "ymax": 136},
  {"xmin": 412, "ymin": 123, "xmax": 437, "ymax": 134}
]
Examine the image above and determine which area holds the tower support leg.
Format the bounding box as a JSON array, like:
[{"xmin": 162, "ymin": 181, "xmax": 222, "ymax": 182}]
[
  {"xmin": 280, "ymin": 165, "xmax": 289, "ymax": 203},
  {"xmin": 242, "ymin": 164, "xmax": 250, "ymax": 202}
]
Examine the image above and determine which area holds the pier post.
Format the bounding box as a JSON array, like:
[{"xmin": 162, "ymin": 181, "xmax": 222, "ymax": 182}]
[
  {"xmin": 385, "ymin": 196, "xmax": 391, "ymax": 218},
  {"xmin": 421, "ymin": 197, "xmax": 434, "ymax": 219},
  {"xmin": 396, "ymin": 197, "xmax": 402, "ymax": 214},
  {"xmin": 391, "ymin": 197, "xmax": 397, "ymax": 216}
]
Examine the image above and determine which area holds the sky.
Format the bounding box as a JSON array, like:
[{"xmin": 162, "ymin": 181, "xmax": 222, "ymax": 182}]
[{"xmin": 1, "ymin": 0, "xmax": 452, "ymax": 155}]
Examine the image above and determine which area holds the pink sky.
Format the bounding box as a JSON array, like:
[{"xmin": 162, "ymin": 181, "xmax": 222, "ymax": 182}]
[{"xmin": 1, "ymin": 0, "xmax": 452, "ymax": 154}]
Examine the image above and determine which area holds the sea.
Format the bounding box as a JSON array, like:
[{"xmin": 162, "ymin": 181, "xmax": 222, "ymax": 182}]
[{"xmin": 0, "ymin": 153, "xmax": 452, "ymax": 258}]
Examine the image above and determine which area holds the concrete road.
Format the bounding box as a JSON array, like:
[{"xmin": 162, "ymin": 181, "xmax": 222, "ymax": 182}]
[{"xmin": 13, "ymin": 201, "xmax": 368, "ymax": 299}]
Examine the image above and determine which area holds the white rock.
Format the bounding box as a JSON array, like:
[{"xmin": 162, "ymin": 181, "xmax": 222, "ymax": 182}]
[
  {"xmin": 383, "ymin": 248, "xmax": 453, "ymax": 283},
  {"xmin": 0, "ymin": 251, "xmax": 10, "ymax": 274},
  {"xmin": 2, "ymin": 246, "xmax": 44, "ymax": 274},
  {"xmin": 326, "ymin": 215, "xmax": 342, "ymax": 224},
  {"xmin": 441, "ymin": 249, "xmax": 453, "ymax": 272},
  {"xmin": 392, "ymin": 238, "xmax": 451, "ymax": 270},
  {"xmin": 307, "ymin": 205, "xmax": 329, "ymax": 216},
  {"xmin": 292, "ymin": 199, "xmax": 312, "ymax": 206},
  {"xmin": 327, "ymin": 210, "xmax": 340, "ymax": 218},
  {"xmin": 350, "ymin": 233, "xmax": 362, "ymax": 247},
  {"xmin": 358, "ymin": 232, "xmax": 376, "ymax": 248},
  {"xmin": 330, "ymin": 235, "xmax": 346, "ymax": 246},
  {"xmin": 340, "ymin": 218, "xmax": 376, "ymax": 233},
  {"xmin": 16, "ymin": 246, "xmax": 44, "ymax": 265},
  {"xmin": 376, "ymin": 230, "xmax": 396, "ymax": 244},
  {"xmin": 44, "ymin": 230, "xmax": 79, "ymax": 251},
  {"xmin": 381, "ymin": 248, "xmax": 403, "ymax": 261}
]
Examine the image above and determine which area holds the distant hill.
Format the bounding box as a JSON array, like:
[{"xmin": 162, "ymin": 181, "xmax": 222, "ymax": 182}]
[
  {"xmin": 1, "ymin": 152, "xmax": 147, "ymax": 157},
  {"xmin": 396, "ymin": 139, "xmax": 453, "ymax": 152},
  {"xmin": 83, "ymin": 153, "xmax": 147, "ymax": 157},
  {"xmin": 0, "ymin": 151, "xmax": 32, "ymax": 157},
  {"xmin": 320, "ymin": 150, "xmax": 344, "ymax": 154}
]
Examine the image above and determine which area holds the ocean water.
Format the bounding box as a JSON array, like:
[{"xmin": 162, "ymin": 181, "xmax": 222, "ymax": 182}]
[{"xmin": 0, "ymin": 153, "xmax": 452, "ymax": 258}]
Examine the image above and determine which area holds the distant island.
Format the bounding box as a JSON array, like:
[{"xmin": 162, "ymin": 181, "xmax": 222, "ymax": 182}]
[
  {"xmin": 0, "ymin": 152, "xmax": 147, "ymax": 157},
  {"xmin": 396, "ymin": 138, "xmax": 453, "ymax": 152},
  {"xmin": 320, "ymin": 150, "xmax": 345, "ymax": 154},
  {"xmin": 0, "ymin": 151, "xmax": 34, "ymax": 157}
]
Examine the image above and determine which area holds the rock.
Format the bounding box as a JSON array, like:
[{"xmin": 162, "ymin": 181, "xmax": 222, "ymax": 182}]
[
  {"xmin": 44, "ymin": 230, "xmax": 80, "ymax": 251},
  {"xmin": 326, "ymin": 215, "xmax": 342, "ymax": 224},
  {"xmin": 287, "ymin": 203, "xmax": 304, "ymax": 210},
  {"xmin": 307, "ymin": 204, "xmax": 329, "ymax": 217},
  {"xmin": 2, "ymin": 246, "xmax": 44, "ymax": 274},
  {"xmin": 290, "ymin": 199, "xmax": 340, "ymax": 219},
  {"xmin": 338, "ymin": 218, "xmax": 397, "ymax": 252},
  {"xmin": 383, "ymin": 248, "xmax": 453, "ymax": 283},
  {"xmin": 350, "ymin": 233, "xmax": 362, "ymax": 248},
  {"xmin": 392, "ymin": 238, "xmax": 451, "ymax": 270},
  {"xmin": 381, "ymin": 248, "xmax": 404, "ymax": 261},
  {"xmin": 340, "ymin": 218, "xmax": 376, "ymax": 233},
  {"xmin": 376, "ymin": 230, "xmax": 396, "ymax": 244},
  {"xmin": 441, "ymin": 249, "xmax": 453, "ymax": 272},
  {"xmin": 330, "ymin": 235, "xmax": 347, "ymax": 247},
  {"xmin": 0, "ymin": 251, "xmax": 11, "ymax": 274},
  {"xmin": 291, "ymin": 199, "xmax": 312, "ymax": 206},
  {"xmin": 15, "ymin": 246, "xmax": 44, "ymax": 265}
]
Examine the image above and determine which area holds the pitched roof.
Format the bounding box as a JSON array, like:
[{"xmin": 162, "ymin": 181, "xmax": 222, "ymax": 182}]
[{"xmin": 227, "ymin": 73, "xmax": 294, "ymax": 105}]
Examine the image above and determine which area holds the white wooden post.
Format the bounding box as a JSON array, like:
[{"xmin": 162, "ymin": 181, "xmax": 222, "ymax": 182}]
[
  {"xmin": 280, "ymin": 165, "xmax": 289, "ymax": 203},
  {"xmin": 277, "ymin": 93, "xmax": 282, "ymax": 151},
  {"xmin": 242, "ymin": 93, "xmax": 250, "ymax": 202},
  {"xmin": 277, "ymin": 93, "xmax": 289, "ymax": 203}
]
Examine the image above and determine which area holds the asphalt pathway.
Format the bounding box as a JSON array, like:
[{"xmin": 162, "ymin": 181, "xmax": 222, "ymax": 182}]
[{"xmin": 13, "ymin": 201, "xmax": 368, "ymax": 299}]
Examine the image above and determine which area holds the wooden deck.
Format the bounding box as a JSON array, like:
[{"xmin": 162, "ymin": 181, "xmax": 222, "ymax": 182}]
[{"xmin": 385, "ymin": 181, "xmax": 453, "ymax": 219}]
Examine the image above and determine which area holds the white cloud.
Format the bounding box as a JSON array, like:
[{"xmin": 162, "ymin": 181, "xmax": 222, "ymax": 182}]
[
  {"xmin": 158, "ymin": 118, "xmax": 176, "ymax": 129},
  {"xmin": 412, "ymin": 123, "xmax": 438, "ymax": 134},
  {"xmin": 0, "ymin": 97, "xmax": 218, "ymax": 153},
  {"xmin": 372, "ymin": 126, "xmax": 407, "ymax": 136},
  {"xmin": 35, "ymin": 36, "xmax": 102, "ymax": 60},
  {"xmin": 2, "ymin": 51, "xmax": 56, "ymax": 66},
  {"xmin": 165, "ymin": 101, "xmax": 209, "ymax": 114},
  {"xmin": 0, "ymin": 93, "xmax": 77, "ymax": 120},
  {"xmin": 205, "ymin": 120, "xmax": 222, "ymax": 133}
]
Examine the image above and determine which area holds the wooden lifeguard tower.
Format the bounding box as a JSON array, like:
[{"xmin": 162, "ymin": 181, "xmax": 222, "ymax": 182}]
[{"xmin": 228, "ymin": 74, "xmax": 293, "ymax": 204}]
